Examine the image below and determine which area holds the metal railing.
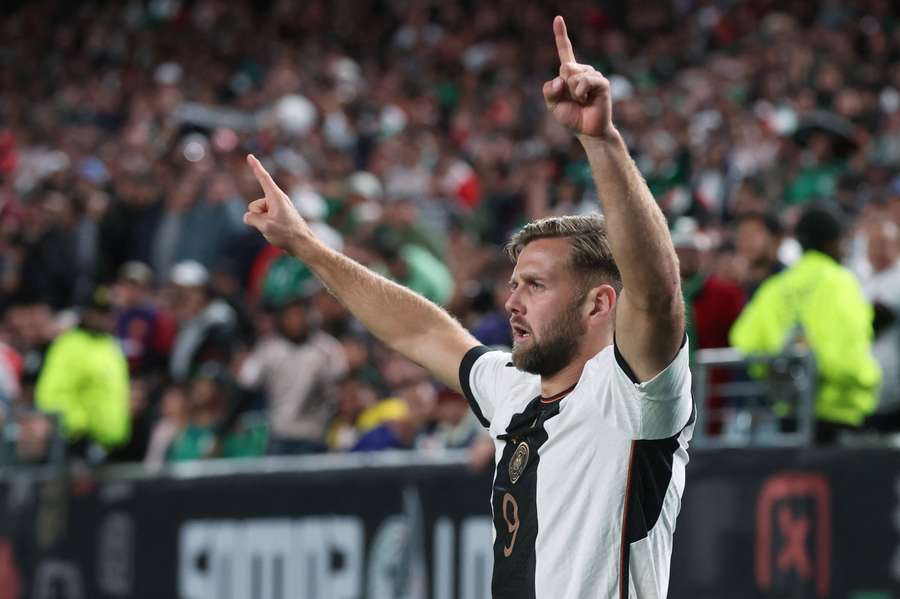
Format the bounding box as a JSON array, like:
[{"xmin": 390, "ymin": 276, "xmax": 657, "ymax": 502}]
[
  {"xmin": 691, "ymin": 346, "xmax": 817, "ymax": 448},
  {"xmin": 0, "ymin": 411, "xmax": 67, "ymax": 470},
  {"xmin": 0, "ymin": 347, "xmax": 818, "ymax": 476}
]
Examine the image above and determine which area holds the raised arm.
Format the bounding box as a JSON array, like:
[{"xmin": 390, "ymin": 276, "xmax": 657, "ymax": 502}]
[
  {"xmin": 544, "ymin": 16, "xmax": 683, "ymax": 381},
  {"xmin": 242, "ymin": 155, "xmax": 479, "ymax": 391}
]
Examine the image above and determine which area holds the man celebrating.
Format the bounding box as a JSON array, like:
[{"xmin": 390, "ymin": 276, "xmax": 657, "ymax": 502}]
[{"xmin": 244, "ymin": 16, "xmax": 691, "ymax": 599}]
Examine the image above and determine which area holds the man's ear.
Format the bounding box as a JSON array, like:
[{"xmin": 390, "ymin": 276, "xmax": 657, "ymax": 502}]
[{"xmin": 587, "ymin": 284, "xmax": 617, "ymax": 318}]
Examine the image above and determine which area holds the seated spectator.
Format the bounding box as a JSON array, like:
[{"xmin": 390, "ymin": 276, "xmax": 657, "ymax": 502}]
[
  {"xmin": 730, "ymin": 203, "xmax": 882, "ymax": 444},
  {"xmin": 352, "ymin": 377, "xmax": 437, "ymax": 452},
  {"xmin": 106, "ymin": 376, "xmax": 155, "ymax": 463},
  {"xmin": 3, "ymin": 297, "xmax": 57, "ymax": 406},
  {"xmin": 35, "ymin": 289, "xmax": 130, "ymax": 457},
  {"xmin": 167, "ymin": 260, "xmax": 238, "ymax": 383},
  {"xmin": 472, "ymin": 262, "xmax": 514, "ymax": 348},
  {"xmin": 113, "ymin": 261, "xmax": 175, "ymax": 377},
  {"xmin": 167, "ymin": 363, "xmax": 267, "ymax": 461},
  {"xmin": 326, "ymin": 372, "xmax": 407, "ymax": 451},
  {"xmin": 144, "ymin": 384, "xmax": 189, "ymax": 468},
  {"xmin": 238, "ymin": 296, "xmax": 346, "ymax": 455},
  {"xmin": 419, "ymin": 389, "xmax": 485, "ymax": 450}
]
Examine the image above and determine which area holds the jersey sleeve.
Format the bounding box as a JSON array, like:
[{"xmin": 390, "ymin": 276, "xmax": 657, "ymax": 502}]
[
  {"xmin": 458, "ymin": 346, "xmax": 517, "ymax": 429},
  {"xmin": 587, "ymin": 335, "xmax": 693, "ymax": 439}
]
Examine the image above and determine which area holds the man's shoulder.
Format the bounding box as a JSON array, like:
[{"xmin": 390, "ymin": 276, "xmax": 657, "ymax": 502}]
[{"xmin": 467, "ymin": 347, "xmax": 538, "ymax": 394}]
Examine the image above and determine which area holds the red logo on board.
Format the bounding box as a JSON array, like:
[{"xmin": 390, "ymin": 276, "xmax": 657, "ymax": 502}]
[{"xmin": 756, "ymin": 472, "xmax": 831, "ymax": 598}]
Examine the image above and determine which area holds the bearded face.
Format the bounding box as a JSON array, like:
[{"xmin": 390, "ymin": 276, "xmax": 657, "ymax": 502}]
[{"xmin": 511, "ymin": 295, "xmax": 586, "ymax": 377}]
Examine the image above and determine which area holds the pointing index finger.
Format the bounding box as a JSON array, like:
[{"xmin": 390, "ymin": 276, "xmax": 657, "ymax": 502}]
[
  {"xmin": 554, "ymin": 15, "xmax": 575, "ymax": 64},
  {"xmin": 247, "ymin": 154, "xmax": 279, "ymax": 197}
]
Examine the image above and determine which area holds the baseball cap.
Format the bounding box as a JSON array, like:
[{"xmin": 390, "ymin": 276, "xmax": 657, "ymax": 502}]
[
  {"xmin": 346, "ymin": 171, "xmax": 383, "ymax": 201},
  {"xmin": 118, "ymin": 261, "xmax": 154, "ymax": 286},
  {"xmin": 83, "ymin": 286, "xmax": 114, "ymax": 312},
  {"xmin": 670, "ymin": 217, "xmax": 711, "ymax": 250},
  {"xmin": 170, "ymin": 260, "xmax": 209, "ymax": 287}
]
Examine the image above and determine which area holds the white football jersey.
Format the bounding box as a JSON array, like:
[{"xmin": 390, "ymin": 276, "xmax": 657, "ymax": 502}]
[{"xmin": 459, "ymin": 337, "xmax": 694, "ymax": 599}]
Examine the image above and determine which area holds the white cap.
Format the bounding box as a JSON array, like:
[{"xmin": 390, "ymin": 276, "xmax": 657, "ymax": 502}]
[
  {"xmin": 170, "ymin": 260, "xmax": 209, "ymax": 287},
  {"xmin": 274, "ymin": 94, "xmax": 317, "ymax": 136},
  {"xmin": 346, "ymin": 171, "xmax": 383, "ymax": 201},
  {"xmin": 670, "ymin": 217, "xmax": 711, "ymax": 250}
]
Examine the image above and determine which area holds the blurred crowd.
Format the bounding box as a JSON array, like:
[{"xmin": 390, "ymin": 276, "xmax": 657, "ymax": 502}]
[{"xmin": 1, "ymin": 0, "xmax": 900, "ymax": 463}]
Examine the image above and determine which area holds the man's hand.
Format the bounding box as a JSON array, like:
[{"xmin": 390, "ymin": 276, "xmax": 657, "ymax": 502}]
[
  {"xmin": 543, "ymin": 16, "xmax": 614, "ymax": 140},
  {"xmin": 243, "ymin": 154, "xmax": 317, "ymax": 256}
]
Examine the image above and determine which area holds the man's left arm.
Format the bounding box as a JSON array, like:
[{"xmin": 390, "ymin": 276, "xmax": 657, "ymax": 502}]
[
  {"xmin": 544, "ymin": 17, "xmax": 684, "ymax": 381},
  {"xmin": 544, "ymin": 16, "xmax": 683, "ymax": 381},
  {"xmin": 580, "ymin": 135, "xmax": 684, "ymax": 381}
]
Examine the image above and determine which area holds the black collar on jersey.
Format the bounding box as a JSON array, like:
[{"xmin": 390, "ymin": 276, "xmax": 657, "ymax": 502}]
[
  {"xmin": 498, "ymin": 396, "xmax": 562, "ymax": 442},
  {"xmin": 539, "ymin": 382, "xmax": 577, "ymax": 403}
]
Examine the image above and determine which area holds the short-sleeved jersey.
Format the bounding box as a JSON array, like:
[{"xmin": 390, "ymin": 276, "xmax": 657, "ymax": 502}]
[{"xmin": 459, "ymin": 338, "xmax": 693, "ymax": 599}]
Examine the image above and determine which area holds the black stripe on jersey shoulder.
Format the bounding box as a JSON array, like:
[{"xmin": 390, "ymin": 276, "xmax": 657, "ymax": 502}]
[
  {"xmin": 625, "ymin": 435, "xmax": 679, "ymax": 543},
  {"xmin": 459, "ymin": 345, "xmax": 492, "ymax": 428},
  {"xmin": 613, "ymin": 332, "xmax": 688, "ymax": 384},
  {"xmin": 623, "ymin": 409, "xmax": 692, "ymax": 546}
]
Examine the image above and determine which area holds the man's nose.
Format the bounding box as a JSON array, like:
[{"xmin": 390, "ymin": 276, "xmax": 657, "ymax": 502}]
[{"xmin": 505, "ymin": 289, "xmax": 523, "ymax": 315}]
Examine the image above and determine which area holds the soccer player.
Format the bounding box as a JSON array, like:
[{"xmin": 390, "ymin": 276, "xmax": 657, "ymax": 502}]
[{"xmin": 243, "ymin": 16, "xmax": 692, "ymax": 599}]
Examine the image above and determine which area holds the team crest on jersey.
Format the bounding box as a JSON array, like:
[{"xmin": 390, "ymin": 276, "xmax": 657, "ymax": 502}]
[{"xmin": 509, "ymin": 442, "xmax": 530, "ymax": 484}]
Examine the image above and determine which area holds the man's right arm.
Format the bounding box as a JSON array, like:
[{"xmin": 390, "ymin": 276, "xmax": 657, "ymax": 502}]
[
  {"xmin": 242, "ymin": 155, "xmax": 480, "ymax": 392},
  {"xmin": 301, "ymin": 240, "xmax": 478, "ymax": 391}
]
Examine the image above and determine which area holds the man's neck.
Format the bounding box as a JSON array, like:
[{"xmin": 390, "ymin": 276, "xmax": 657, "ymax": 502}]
[
  {"xmin": 539, "ymin": 335, "xmax": 612, "ymax": 397},
  {"xmin": 539, "ymin": 361, "xmax": 585, "ymax": 398}
]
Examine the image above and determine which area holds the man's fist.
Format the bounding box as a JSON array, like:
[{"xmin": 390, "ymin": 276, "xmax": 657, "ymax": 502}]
[{"xmin": 543, "ymin": 16, "xmax": 614, "ymax": 140}]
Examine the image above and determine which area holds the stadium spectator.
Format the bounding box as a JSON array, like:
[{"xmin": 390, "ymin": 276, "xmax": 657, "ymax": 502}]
[
  {"xmin": 326, "ymin": 371, "xmax": 406, "ymax": 452},
  {"xmin": 374, "ymin": 233, "xmax": 455, "ymax": 306},
  {"xmin": 352, "ymin": 377, "xmax": 437, "ymax": 452},
  {"xmin": 99, "ymin": 171, "xmax": 163, "ymax": 279},
  {"xmin": 167, "ymin": 363, "xmax": 266, "ymax": 461},
  {"xmin": 419, "ymin": 388, "xmax": 485, "ymax": 451},
  {"xmin": 167, "ymin": 260, "xmax": 238, "ymax": 383},
  {"xmin": 238, "ymin": 296, "xmax": 346, "ymax": 454},
  {"xmin": 1, "ymin": 298, "xmax": 56, "ymax": 407},
  {"xmin": 144, "ymin": 384, "xmax": 189, "ymax": 468},
  {"xmin": 860, "ymin": 217, "xmax": 900, "ymax": 429},
  {"xmin": 673, "ymin": 219, "xmax": 745, "ymax": 352},
  {"xmin": 735, "ymin": 211, "xmax": 786, "ymax": 297},
  {"xmin": 17, "ymin": 190, "xmax": 79, "ymax": 310},
  {"xmin": 470, "ymin": 259, "xmax": 514, "ymax": 348},
  {"xmin": 674, "ymin": 219, "xmax": 745, "ymax": 434},
  {"xmin": 106, "ymin": 376, "xmax": 154, "ymax": 463},
  {"xmin": 35, "ymin": 290, "xmax": 130, "ymax": 456},
  {"xmin": 112, "ymin": 261, "xmax": 175, "ymax": 376},
  {"xmin": 730, "ymin": 203, "xmax": 882, "ymax": 443}
]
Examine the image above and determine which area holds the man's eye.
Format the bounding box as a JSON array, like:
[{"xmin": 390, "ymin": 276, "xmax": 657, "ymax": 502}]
[{"xmin": 529, "ymin": 282, "xmax": 543, "ymax": 290}]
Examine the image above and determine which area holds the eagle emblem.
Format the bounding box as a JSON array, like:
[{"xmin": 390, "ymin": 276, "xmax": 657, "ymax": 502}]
[{"xmin": 509, "ymin": 442, "xmax": 530, "ymax": 484}]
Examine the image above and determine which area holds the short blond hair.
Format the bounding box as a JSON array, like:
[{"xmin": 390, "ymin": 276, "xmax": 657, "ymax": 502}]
[{"xmin": 505, "ymin": 214, "xmax": 622, "ymax": 292}]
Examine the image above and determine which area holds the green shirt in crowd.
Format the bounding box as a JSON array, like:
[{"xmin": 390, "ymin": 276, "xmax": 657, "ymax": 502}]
[{"xmin": 167, "ymin": 421, "xmax": 269, "ymax": 461}]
